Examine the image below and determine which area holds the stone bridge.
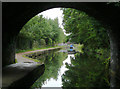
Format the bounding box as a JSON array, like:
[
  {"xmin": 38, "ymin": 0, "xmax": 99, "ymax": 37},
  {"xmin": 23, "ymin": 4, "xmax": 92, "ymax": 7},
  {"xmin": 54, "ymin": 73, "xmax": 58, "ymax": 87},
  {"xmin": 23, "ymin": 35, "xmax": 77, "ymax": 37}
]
[{"xmin": 2, "ymin": 2, "xmax": 120, "ymax": 87}]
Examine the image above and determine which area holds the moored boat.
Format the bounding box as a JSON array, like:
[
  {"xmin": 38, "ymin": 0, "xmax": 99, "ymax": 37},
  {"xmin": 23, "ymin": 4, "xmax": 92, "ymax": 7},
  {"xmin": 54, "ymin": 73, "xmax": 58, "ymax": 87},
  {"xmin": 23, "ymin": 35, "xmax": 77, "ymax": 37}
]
[{"xmin": 67, "ymin": 44, "xmax": 76, "ymax": 54}]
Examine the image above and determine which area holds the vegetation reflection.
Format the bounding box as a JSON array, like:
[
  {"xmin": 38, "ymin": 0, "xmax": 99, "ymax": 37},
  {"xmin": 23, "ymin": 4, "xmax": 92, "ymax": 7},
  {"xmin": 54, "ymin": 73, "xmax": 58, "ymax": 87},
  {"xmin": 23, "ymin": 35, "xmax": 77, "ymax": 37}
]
[
  {"xmin": 62, "ymin": 52, "xmax": 109, "ymax": 88},
  {"xmin": 31, "ymin": 51, "xmax": 68, "ymax": 88}
]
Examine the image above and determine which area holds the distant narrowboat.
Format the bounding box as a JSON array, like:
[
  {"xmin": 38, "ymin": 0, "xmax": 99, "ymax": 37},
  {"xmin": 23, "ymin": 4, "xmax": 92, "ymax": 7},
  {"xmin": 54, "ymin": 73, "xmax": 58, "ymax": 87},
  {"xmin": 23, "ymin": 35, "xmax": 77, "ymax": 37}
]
[{"xmin": 67, "ymin": 45, "xmax": 76, "ymax": 54}]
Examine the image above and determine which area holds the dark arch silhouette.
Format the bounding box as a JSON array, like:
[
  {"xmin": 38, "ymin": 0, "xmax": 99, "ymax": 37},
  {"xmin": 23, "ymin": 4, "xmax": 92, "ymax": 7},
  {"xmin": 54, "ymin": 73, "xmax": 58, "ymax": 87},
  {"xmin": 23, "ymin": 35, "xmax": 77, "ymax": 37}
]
[{"xmin": 2, "ymin": 2, "xmax": 120, "ymax": 87}]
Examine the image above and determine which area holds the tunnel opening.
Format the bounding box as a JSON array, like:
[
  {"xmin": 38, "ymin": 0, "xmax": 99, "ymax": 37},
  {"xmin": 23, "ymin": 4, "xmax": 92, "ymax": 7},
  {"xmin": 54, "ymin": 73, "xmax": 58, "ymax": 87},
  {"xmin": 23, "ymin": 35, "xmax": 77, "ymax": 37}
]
[
  {"xmin": 26, "ymin": 8, "xmax": 110, "ymax": 87},
  {"xmin": 2, "ymin": 2, "xmax": 120, "ymax": 88},
  {"xmin": 15, "ymin": 7, "xmax": 110, "ymax": 64}
]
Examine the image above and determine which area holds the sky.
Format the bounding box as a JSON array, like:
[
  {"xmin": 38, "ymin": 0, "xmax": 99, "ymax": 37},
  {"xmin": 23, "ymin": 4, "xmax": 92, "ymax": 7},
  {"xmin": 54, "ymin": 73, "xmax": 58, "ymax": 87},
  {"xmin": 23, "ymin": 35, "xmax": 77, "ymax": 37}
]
[
  {"xmin": 38, "ymin": 8, "xmax": 69, "ymax": 36},
  {"xmin": 38, "ymin": 8, "xmax": 63, "ymax": 28}
]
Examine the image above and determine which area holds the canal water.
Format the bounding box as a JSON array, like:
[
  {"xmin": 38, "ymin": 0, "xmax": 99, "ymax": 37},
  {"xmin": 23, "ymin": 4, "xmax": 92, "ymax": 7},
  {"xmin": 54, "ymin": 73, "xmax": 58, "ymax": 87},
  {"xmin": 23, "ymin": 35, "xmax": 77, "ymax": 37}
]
[
  {"xmin": 31, "ymin": 49, "xmax": 74, "ymax": 88},
  {"xmin": 42, "ymin": 54, "xmax": 74, "ymax": 87},
  {"xmin": 31, "ymin": 49, "xmax": 109, "ymax": 88}
]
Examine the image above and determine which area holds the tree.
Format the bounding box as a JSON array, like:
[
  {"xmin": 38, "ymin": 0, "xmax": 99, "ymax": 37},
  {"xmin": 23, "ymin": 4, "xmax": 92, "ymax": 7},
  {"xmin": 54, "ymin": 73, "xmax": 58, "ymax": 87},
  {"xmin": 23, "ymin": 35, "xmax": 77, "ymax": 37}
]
[
  {"xmin": 62, "ymin": 8, "xmax": 110, "ymax": 51},
  {"xmin": 61, "ymin": 8, "xmax": 110, "ymax": 88},
  {"xmin": 16, "ymin": 15, "xmax": 65, "ymax": 51}
]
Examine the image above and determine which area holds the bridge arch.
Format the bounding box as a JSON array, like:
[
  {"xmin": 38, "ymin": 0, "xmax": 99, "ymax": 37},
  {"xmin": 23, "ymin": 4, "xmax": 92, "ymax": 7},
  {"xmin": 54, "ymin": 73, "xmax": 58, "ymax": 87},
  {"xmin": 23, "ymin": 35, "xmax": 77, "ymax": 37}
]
[{"xmin": 2, "ymin": 2, "xmax": 120, "ymax": 87}]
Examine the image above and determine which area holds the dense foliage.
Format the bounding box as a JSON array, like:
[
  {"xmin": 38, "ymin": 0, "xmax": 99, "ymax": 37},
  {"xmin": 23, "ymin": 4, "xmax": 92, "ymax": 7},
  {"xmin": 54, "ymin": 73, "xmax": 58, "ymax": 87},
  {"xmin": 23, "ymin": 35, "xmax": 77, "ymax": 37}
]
[
  {"xmin": 62, "ymin": 8, "xmax": 109, "ymax": 50},
  {"xmin": 61, "ymin": 8, "xmax": 110, "ymax": 88},
  {"xmin": 16, "ymin": 15, "xmax": 65, "ymax": 51}
]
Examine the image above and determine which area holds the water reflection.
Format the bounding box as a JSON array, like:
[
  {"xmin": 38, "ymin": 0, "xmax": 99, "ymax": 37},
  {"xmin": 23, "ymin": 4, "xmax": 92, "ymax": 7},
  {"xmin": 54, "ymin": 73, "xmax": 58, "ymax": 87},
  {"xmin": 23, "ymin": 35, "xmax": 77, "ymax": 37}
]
[
  {"xmin": 62, "ymin": 52, "xmax": 109, "ymax": 88},
  {"xmin": 31, "ymin": 50, "xmax": 109, "ymax": 89},
  {"xmin": 61, "ymin": 54, "xmax": 74, "ymax": 75},
  {"xmin": 31, "ymin": 50, "xmax": 68, "ymax": 88},
  {"xmin": 41, "ymin": 54, "xmax": 74, "ymax": 88}
]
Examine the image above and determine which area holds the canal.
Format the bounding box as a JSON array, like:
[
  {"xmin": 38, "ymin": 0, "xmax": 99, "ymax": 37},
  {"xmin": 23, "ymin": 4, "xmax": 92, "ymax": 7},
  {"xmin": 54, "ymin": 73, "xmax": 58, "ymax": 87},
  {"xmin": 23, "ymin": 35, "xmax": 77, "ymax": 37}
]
[
  {"xmin": 30, "ymin": 48, "xmax": 109, "ymax": 88},
  {"xmin": 31, "ymin": 49, "xmax": 74, "ymax": 88}
]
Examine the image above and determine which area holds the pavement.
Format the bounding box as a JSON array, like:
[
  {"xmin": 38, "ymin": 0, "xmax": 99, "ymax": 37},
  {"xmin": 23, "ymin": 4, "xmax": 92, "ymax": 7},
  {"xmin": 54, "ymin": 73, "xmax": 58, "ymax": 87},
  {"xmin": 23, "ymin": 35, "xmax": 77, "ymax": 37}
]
[
  {"xmin": 2, "ymin": 47, "xmax": 60, "ymax": 88},
  {"xmin": 2, "ymin": 63, "xmax": 39, "ymax": 88}
]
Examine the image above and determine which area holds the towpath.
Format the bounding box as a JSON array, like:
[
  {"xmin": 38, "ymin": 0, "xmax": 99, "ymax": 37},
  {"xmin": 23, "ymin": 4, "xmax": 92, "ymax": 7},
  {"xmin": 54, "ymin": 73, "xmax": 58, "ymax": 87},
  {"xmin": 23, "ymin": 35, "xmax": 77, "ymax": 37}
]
[
  {"xmin": 3, "ymin": 47, "xmax": 61, "ymax": 88},
  {"xmin": 16, "ymin": 47, "xmax": 61, "ymax": 63}
]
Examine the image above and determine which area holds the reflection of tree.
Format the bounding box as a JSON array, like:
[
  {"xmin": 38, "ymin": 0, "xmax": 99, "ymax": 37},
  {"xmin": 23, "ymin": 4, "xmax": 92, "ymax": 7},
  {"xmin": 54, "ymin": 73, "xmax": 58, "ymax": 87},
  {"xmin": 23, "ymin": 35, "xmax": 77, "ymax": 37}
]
[
  {"xmin": 62, "ymin": 52, "xmax": 109, "ymax": 88},
  {"xmin": 31, "ymin": 51, "xmax": 68, "ymax": 88}
]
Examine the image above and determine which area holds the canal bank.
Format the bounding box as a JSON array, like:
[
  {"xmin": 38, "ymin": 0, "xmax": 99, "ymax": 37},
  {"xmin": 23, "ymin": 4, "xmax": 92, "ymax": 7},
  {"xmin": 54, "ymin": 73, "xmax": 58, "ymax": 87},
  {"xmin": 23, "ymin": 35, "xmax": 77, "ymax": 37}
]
[
  {"xmin": 2, "ymin": 47, "xmax": 61, "ymax": 88},
  {"xmin": 16, "ymin": 47, "xmax": 61, "ymax": 63}
]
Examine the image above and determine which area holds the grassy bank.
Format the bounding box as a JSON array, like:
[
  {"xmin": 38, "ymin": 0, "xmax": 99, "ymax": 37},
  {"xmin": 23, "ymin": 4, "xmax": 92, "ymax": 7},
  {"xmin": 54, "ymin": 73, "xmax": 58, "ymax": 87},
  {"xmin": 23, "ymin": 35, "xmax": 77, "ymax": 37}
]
[
  {"xmin": 16, "ymin": 46, "xmax": 62, "ymax": 53},
  {"xmin": 16, "ymin": 46, "xmax": 62, "ymax": 63},
  {"xmin": 74, "ymin": 44, "xmax": 84, "ymax": 53}
]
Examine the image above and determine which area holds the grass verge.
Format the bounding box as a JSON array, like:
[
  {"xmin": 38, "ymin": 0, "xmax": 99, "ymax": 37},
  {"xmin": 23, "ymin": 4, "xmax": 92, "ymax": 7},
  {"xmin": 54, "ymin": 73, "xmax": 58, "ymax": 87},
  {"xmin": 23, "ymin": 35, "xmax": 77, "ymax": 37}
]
[
  {"xmin": 16, "ymin": 46, "xmax": 61, "ymax": 53},
  {"xmin": 16, "ymin": 46, "xmax": 62, "ymax": 63},
  {"xmin": 22, "ymin": 55, "xmax": 41, "ymax": 62}
]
